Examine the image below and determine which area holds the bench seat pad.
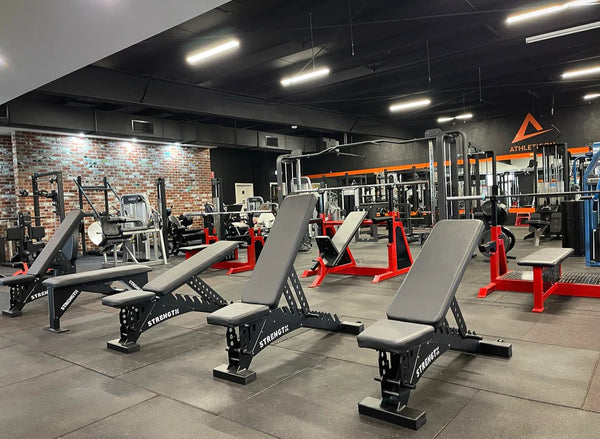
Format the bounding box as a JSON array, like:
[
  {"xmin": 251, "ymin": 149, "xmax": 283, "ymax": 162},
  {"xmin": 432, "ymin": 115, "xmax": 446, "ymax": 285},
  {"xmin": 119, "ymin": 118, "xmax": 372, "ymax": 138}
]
[
  {"xmin": 357, "ymin": 319, "xmax": 434, "ymax": 353},
  {"xmin": 102, "ymin": 290, "xmax": 156, "ymax": 307},
  {"xmin": 207, "ymin": 302, "xmax": 270, "ymax": 327},
  {"xmin": 517, "ymin": 247, "xmax": 574, "ymax": 267},
  {"xmin": 43, "ymin": 265, "xmax": 152, "ymax": 288}
]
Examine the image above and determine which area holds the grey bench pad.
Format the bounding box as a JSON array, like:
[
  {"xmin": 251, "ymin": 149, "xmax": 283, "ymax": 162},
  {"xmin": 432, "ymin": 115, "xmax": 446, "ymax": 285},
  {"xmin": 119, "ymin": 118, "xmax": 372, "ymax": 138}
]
[
  {"xmin": 207, "ymin": 302, "xmax": 270, "ymax": 327},
  {"xmin": 28, "ymin": 210, "xmax": 84, "ymax": 276},
  {"xmin": 387, "ymin": 219, "xmax": 484, "ymax": 326},
  {"xmin": 0, "ymin": 274, "xmax": 36, "ymax": 286},
  {"xmin": 357, "ymin": 319, "xmax": 434, "ymax": 353},
  {"xmin": 241, "ymin": 193, "xmax": 316, "ymax": 307},
  {"xmin": 42, "ymin": 265, "xmax": 152, "ymax": 288},
  {"xmin": 179, "ymin": 244, "xmax": 210, "ymax": 252},
  {"xmin": 331, "ymin": 211, "xmax": 367, "ymax": 253},
  {"xmin": 517, "ymin": 247, "xmax": 574, "ymax": 267},
  {"xmin": 144, "ymin": 241, "xmax": 238, "ymax": 294},
  {"xmin": 102, "ymin": 290, "xmax": 156, "ymax": 307},
  {"xmin": 322, "ymin": 210, "xmax": 367, "ymax": 266}
]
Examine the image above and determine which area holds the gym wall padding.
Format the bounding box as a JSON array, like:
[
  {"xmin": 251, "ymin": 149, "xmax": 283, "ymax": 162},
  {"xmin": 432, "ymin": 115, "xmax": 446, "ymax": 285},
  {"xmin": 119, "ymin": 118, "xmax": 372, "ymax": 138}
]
[{"xmin": 5, "ymin": 131, "xmax": 212, "ymax": 242}]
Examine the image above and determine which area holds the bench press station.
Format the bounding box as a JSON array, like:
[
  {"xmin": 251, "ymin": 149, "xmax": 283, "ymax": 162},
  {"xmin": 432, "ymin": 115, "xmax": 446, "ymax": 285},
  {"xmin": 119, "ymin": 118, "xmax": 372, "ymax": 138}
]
[
  {"xmin": 207, "ymin": 193, "xmax": 364, "ymax": 384},
  {"xmin": 357, "ymin": 220, "xmax": 512, "ymax": 430},
  {"xmin": 479, "ymin": 224, "xmax": 600, "ymax": 312},
  {"xmin": 301, "ymin": 211, "xmax": 412, "ymax": 287}
]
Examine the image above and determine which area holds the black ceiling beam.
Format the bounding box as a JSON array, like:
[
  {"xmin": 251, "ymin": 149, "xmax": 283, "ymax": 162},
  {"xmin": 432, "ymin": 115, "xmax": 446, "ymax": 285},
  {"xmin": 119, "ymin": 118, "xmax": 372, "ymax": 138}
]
[{"xmin": 38, "ymin": 66, "xmax": 413, "ymax": 138}]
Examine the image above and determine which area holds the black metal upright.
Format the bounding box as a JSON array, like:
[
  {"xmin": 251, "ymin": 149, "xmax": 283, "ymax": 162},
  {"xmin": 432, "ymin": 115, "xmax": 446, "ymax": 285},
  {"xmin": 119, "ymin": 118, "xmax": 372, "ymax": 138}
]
[
  {"xmin": 156, "ymin": 177, "xmax": 169, "ymax": 252},
  {"xmin": 32, "ymin": 171, "xmax": 65, "ymax": 225}
]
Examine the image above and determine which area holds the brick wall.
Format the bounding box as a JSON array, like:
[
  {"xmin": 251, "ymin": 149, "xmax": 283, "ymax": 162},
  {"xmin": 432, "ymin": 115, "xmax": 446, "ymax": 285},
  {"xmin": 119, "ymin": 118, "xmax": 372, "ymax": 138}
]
[
  {"xmin": 10, "ymin": 131, "xmax": 211, "ymax": 244},
  {"xmin": 0, "ymin": 135, "xmax": 15, "ymax": 220}
]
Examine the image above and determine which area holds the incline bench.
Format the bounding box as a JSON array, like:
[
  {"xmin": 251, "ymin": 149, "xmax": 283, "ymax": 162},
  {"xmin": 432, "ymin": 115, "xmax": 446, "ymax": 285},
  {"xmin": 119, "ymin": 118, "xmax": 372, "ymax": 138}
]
[
  {"xmin": 101, "ymin": 240, "xmax": 238, "ymax": 352},
  {"xmin": 302, "ymin": 211, "xmax": 412, "ymax": 287},
  {"xmin": 1, "ymin": 210, "xmax": 82, "ymax": 317},
  {"xmin": 207, "ymin": 193, "xmax": 363, "ymax": 384},
  {"xmin": 357, "ymin": 220, "xmax": 512, "ymax": 430}
]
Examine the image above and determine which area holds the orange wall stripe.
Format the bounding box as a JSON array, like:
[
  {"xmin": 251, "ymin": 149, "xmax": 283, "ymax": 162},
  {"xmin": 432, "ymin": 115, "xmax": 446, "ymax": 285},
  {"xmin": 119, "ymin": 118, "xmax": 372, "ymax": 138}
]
[{"xmin": 306, "ymin": 147, "xmax": 590, "ymax": 180}]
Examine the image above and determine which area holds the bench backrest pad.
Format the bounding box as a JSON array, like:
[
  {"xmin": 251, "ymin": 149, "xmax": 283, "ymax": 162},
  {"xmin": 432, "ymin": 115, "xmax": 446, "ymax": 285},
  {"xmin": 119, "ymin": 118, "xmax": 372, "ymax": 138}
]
[
  {"xmin": 144, "ymin": 240, "xmax": 238, "ymax": 294},
  {"xmin": 28, "ymin": 210, "xmax": 83, "ymax": 276},
  {"xmin": 386, "ymin": 219, "xmax": 483, "ymax": 325},
  {"xmin": 241, "ymin": 193, "xmax": 316, "ymax": 307}
]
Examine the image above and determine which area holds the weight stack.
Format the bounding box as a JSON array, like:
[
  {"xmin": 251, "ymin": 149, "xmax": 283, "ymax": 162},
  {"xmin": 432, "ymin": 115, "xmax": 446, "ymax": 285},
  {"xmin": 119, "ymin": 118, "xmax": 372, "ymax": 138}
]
[{"xmin": 561, "ymin": 200, "xmax": 584, "ymax": 256}]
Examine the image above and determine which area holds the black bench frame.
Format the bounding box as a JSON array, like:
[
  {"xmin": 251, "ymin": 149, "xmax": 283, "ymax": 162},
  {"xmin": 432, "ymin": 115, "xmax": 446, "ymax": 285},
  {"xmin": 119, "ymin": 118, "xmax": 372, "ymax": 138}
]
[
  {"xmin": 359, "ymin": 299, "xmax": 510, "ymax": 429},
  {"xmin": 102, "ymin": 240, "xmax": 237, "ymax": 353},
  {"xmin": 213, "ymin": 266, "xmax": 362, "ymax": 384},
  {"xmin": 107, "ymin": 272, "xmax": 228, "ymax": 353},
  {"xmin": 357, "ymin": 220, "xmax": 512, "ymax": 430},
  {"xmin": 207, "ymin": 193, "xmax": 363, "ymax": 385},
  {"xmin": 43, "ymin": 266, "xmax": 151, "ymax": 333}
]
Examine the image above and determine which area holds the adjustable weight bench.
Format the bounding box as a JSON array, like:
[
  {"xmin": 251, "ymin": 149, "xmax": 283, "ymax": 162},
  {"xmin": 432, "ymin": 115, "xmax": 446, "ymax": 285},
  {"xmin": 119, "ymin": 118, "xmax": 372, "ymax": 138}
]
[
  {"xmin": 42, "ymin": 264, "xmax": 152, "ymax": 333},
  {"xmin": 101, "ymin": 240, "xmax": 238, "ymax": 353},
  {"xmin": 1, "ymin": 210, "xmax": 83, "ymax": 317},
  {"xmin": 207, "ymin": 193, "xmax": 363, "ymax": 385},
  {"xmin": 357, "ymin": 220, "xmax": 512, "ymax": 430}
]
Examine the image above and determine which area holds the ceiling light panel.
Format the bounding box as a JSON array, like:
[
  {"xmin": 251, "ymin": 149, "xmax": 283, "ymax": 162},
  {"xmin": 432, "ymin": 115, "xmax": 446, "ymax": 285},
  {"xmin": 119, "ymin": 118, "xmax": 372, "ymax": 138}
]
[
  {"xmin": 280, "ymin": 68, "xmax": 330, "ymax": 87},
  {"xmin": 389, "ymin": 98, "xmax": 431, "ymax": 112},
  {"xmin": 506, "ymin": 0, "xmax": 599, "ymax": 24},
  {"xmin": 562, "ymin": 65, "xmax": 600, "ymax": 78},
  {"xmin": 186, "ymin": 39, "xmax": 240, "ymax": 64},
  {"xmin": 526, "ymin": 20, "xmax": 600, "ymax": 43}
]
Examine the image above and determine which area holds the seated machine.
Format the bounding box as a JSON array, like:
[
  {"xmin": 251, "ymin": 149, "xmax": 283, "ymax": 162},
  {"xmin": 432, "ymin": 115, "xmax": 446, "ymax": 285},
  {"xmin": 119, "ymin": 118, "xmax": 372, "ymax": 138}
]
[
  {"xmin": 302, "ymin": 211, "xmax": 412, "ymax": 287},
  {"xmin": 357, "ymin": 220, "xmax": 512, "ymax": 430},
  {"xmin": 207, "ymin": 193, "xmax": 364, "ymax": 384},
  {"xmin": 100, "ymin": 240, "xmax": 238, "ymax": 352},
  {"xmin": 1, "ymin": 210, "xmax": 82, "ymax": 316}
]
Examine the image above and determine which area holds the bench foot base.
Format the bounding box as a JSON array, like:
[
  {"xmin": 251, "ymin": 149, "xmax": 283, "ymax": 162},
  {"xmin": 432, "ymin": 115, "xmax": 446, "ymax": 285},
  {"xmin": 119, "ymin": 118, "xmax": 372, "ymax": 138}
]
[
  {"xmin": 2, "ymin": 309, "xmax": 22, "ymax": 317},
  {"xmin": 358, "ymin": 397, "xmax": 426, "ymax": 430},
  {"xmin": 213, "ymin": 364, "xmax": 256, "ymax": 385},
  {"xmin": 341, "ymin": 321, "xmax": 364, "ymax": 334},
  {"xmin": 107, "ymin": 339, "xmax": 140, "ymax": 354},
  {"xmin": 43, "ymin": 326, "xmax": 69, "ymax": 334},
  {"xmin": 478, "ymin": 339, "xmax": 513, "ymax": 358}
]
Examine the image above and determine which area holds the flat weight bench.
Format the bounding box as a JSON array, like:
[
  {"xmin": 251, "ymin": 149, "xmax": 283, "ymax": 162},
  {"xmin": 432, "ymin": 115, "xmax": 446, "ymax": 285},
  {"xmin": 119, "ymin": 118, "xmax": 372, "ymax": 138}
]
[
  {"xmin": 42, "ymin": 264, "xmax": 152, "ymax": 333},
  {"xmin": 357, "ymin": 220, "xmax": 512, "ymax": 430},
  {"xmin": 1, "ymin": 209, "xmax": 83, "ymax": 317},
  {"xmin": 102, "ymin": 240, "xmax": 238, "ymax": 353},
  {"xmin": 207, "ymin": 193, "xmax": 363, "ymax": 384},
  {"xmin": 516, "ymin": 247, "xmax": 574, "ymax": 312}
]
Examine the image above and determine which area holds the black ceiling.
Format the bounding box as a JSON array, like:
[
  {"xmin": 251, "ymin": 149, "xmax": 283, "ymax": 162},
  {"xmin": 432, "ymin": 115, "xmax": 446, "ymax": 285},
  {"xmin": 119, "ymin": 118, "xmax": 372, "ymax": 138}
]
[{"xmin": 32, "ymin": 0, "xmax": 600, "ymax": 134}]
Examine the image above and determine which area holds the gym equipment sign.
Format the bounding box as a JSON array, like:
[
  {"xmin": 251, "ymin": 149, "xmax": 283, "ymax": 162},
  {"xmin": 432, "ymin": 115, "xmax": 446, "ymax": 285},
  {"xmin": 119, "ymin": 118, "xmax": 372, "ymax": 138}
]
[{"xmin": 509, "ymin": 113, "xmax": 558, "ymax": 153}]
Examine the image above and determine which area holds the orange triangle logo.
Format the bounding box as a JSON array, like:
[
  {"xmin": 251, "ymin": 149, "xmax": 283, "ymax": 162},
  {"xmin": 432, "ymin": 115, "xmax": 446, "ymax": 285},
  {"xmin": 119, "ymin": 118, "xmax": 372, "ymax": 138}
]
[{"xmin": 512, "ymin": 113, "xmax": 552, "ymax": 144}]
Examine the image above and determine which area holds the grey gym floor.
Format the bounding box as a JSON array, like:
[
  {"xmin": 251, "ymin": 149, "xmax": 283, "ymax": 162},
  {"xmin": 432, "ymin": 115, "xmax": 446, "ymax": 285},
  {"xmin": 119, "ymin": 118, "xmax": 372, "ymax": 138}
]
[{"xmin": 1, "ymin": 226, "xmax": 600, "ymax": 438}]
